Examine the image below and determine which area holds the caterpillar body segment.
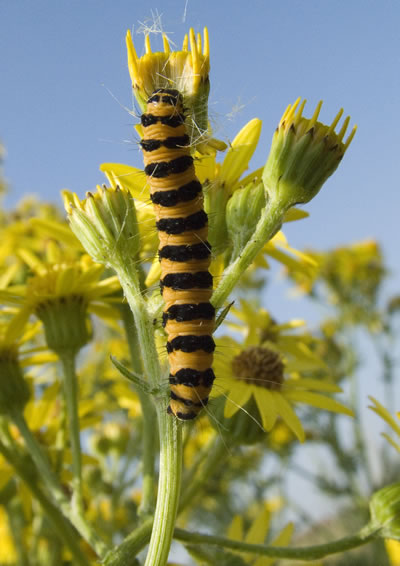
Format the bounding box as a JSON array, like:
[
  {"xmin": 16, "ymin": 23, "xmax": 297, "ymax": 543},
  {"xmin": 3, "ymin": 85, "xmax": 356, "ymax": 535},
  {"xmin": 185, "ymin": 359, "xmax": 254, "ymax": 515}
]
[{"xmin": 141, "ymin": 88, "xmax": 215, "ymax": 420}]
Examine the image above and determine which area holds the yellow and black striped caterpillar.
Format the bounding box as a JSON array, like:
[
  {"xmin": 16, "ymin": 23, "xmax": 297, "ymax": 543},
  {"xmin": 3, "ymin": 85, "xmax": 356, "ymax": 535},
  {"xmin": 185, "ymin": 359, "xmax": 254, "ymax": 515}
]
[{"xmin": 140, "ymin": 88, "xmax": 215, "ymax": 420}]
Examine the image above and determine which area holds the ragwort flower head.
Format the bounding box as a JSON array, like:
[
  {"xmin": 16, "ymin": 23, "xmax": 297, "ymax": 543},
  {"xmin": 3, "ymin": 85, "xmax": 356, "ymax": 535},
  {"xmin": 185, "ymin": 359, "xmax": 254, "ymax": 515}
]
[
  {"xmin": 263, "ymin": 98, "xmax": 356, "ymax": 208},
  {"xmin": 0, "ymin": 248, "xmax": 121, "ymax": 357},
  {"xmin": 126, "ymin": 28, "xmax": 212, "ymax": 148},
  {"xmin": 63, "ymin": 185, "xmax": 140, "ymax": 269},
  {"xmin": 214, "ymin": 304, "xmax": 353, "ymax": 442}
]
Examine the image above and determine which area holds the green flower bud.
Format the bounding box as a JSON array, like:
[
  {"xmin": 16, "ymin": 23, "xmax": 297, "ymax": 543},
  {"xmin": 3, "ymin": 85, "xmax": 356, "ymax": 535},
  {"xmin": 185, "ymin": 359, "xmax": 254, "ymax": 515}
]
[
  {"xmin": 204, "ymin": 181, "xmax": 230, "ymax": 256},
  {"xmin": 226, "ymin": 181, "xmax": 266, "ymax": 260},
  {"xmin": 262, "ymin": 99, "xmax": 356, "ymax": 208},
  {"xmin": 370, "ymin": 483, "xmax": 400, "ymax": 539},
  {"xmin": 63, "ymin": 186, "xmax": 140, "ymax": 269}
]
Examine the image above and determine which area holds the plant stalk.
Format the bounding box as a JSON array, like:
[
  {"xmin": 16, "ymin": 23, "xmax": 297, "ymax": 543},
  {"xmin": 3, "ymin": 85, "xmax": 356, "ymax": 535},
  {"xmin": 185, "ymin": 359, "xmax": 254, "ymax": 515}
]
[
  {"xmin": 59, "ymin": 352, "xmax": 84, "ymax": 514},
  {"xmin": 212, "ymin": 197, "xmax": 286, "ymax": 308},
  {"xmin": 174, "ymin": 524, "xmax": 378, "ymax": 560},
  {"xmin": 9, "ymin": 410, "xmax": 109, "ymax": 558}
]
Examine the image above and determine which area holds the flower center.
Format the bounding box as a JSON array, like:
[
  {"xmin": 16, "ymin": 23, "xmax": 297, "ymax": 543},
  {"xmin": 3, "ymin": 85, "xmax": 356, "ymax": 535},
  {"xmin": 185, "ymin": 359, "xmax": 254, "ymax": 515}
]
[{"xmin": 232, "ymin": 346, "xmax": 284, "ymax": 390}]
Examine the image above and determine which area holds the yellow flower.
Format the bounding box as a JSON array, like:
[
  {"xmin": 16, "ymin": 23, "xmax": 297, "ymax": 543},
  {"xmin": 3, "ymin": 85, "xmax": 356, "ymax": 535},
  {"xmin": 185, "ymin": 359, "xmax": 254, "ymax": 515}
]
[
  {"xmin": 126, "ymin": 27, "xmax": 222, "ymax": 151},
  {"xmin": 263, "ymin": 98, "xmax": 356, "ymax": 208},
  {"xmin": 214, "ymin": 303, "xmax": 353, "ymax": 442},
  {"xmin": 0, "ymin": 249, "xmax": 121, "ymax": 356}
]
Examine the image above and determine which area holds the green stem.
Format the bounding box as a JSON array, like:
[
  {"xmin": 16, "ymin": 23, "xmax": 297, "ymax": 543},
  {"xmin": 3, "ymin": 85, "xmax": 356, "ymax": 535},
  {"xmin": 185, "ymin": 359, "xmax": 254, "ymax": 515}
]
[
  {"xmin": 59, "ymin": 353, "xmax": 84, "ymax": 514},
  {"xmin": 212, "ymin": 197, "xmax": 286, "ymax": 308},
  {"xmin": 99, "ymin": 519, "xmax": 379, "ymax": 565},
  {"xmin": 115, "ymin": 259, "xmax": 183, "ymax": 565},
  {"xmin": 9, "ymin": 410, "xmax": 109, "ymax": 559},
  {"xmin": 103, "ymin": 517, "xmax": 154, "ymax": 566},
  {"xmin": 174, "ymin": 524, "xmax": 378, "ymax": 561},
  {"xmin": 144, "ymin": 410, "xmax": 182, "ymax": 566},
  {"xmin": 0, "ymin": 438, "xmax": 90, "ymax": 566},
  {"xmin": 120, "ymin": 304, "xmax": 157, "ymax": 516},
  {"xmin": 116, "ymin": 262, "xmax": 161, "ymax": 389}
]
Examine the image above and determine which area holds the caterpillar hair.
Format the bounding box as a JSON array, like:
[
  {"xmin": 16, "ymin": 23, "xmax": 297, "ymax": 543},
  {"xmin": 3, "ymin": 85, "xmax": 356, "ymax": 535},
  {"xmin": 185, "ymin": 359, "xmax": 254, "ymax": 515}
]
[{"xmin": 140, "ymin": 88, "xmax": 215, "ymax": 420}]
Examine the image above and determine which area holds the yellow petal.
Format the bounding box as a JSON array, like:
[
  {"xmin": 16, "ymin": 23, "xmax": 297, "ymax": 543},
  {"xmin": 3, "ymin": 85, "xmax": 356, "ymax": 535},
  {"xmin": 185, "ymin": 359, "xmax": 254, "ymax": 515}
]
[
  {"xmin": 224, "ymin": 384, "xmax": 252, "ymax": 418},
  {"xmin": 386, "ymin": 539, "xmax": 400, "ymax": 566},
  {"xmin": 285, "ymin": 391, "xmax": 353, "ymax": 417},
  {"xmin": 100, "ymin": 163, "xmax": 149, "ymax": 201},
  {"xmin": 219, "ymin": 119, "xmax": 262, "ymax": 189},
  {"xmin": 284, "ymin": 378, "xmax": 342, "ymax": 393},
  {"xmin": 283, "ymin": 208, "xmax": 310, "ymax": 223},
  {"xmin": 145, "ymin": 257, "xmax": 161, "ymax": 288},
  {"xmin": 381, "ymin": 433, "xmax": 400, "ymax": 454},
  {"xmin": 227, "ymin": 515, "xmax": 244, "ymax": 541},
  {"xmin": 254, "ymin": 521, "xmax": 294, "ymax": 566},
  {"xmin": 245, "ymin": 506, "xmax": 270, "ymax": 544},
  {"xmin": 369, "ymin": 397, "xmax": 400, "ymax": 437},
  {"xmin": 272, "ymin": 392, "xmax": 305, "ymax": 442},
  {"xmin": 254, "ymin": 388, "xmax": 277, "ymax": 431},
  {"xmin": 194, "ymin": 151, "xmax": 217, "ymax": 184}
]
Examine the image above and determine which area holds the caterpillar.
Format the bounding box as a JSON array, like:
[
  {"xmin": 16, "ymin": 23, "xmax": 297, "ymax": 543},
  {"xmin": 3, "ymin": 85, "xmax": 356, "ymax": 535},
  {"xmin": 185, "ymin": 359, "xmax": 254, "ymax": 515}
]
[{"xmin": 140, "ymin": 88, "xmax": 215, "ymax": 420}]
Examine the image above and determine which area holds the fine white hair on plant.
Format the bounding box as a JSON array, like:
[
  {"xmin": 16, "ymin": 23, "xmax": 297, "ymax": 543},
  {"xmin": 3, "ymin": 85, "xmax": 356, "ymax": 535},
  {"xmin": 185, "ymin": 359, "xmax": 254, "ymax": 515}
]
[{"xmin": 136, "ymin": 10, "xmax": 177, "ymax": 51}]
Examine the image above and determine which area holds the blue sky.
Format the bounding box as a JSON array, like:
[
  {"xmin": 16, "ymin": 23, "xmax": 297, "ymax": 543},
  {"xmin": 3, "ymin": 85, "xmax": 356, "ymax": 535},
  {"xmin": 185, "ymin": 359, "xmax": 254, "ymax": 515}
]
[
  {"xmin": 1, "ymin": 1, "xmax": 398, "ymax": 274},
  {"xmin": 1, "ymin": 0, "xmax": 399, "ymax": 361},
  {"xmin": 1, "ymin": 0, "xmax": 400, "ymax": 523},
  {"xmin": 1, "ymin": 1, "xmax": 399, "ymax": 282}
]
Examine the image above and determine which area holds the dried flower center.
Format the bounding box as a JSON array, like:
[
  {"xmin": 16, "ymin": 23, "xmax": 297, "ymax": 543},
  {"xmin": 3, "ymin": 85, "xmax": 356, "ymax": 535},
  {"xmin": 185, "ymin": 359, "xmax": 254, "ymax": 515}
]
[{"xmin": 232, "ymin": 346, "xmax": 284, "ymax": 390}]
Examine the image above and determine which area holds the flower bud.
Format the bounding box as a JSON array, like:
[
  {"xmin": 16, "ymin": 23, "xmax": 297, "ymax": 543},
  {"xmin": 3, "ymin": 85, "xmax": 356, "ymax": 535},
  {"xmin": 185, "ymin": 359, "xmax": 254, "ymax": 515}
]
[
  {"xmin": 226, "ymin": 181, "xmax": 266, "ymax": 259},
  {"xmin": 370, "ymin": 483, "xmax": 400, "ymax": 540},
  {"xmin": 262, "ymin": 99, "xmax": 356, "ymax": 208},
  {"xmin": 63, "ymin": 186, "xmax": 140, "ymax": 269}
]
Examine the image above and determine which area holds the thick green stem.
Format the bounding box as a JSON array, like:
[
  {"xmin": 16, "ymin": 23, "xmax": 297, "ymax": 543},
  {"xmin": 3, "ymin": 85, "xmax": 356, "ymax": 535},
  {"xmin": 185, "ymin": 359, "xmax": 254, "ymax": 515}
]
[
  {"xmin": 0, "ymin": 438, "xmax": 90, "ymax": 566},
  {"xmin": 144, "ymin": 410, "xmax": 182, "ymax": 566},
  {"xmin": 59, "ymin": 353, "xmax": 84, "ymax": 514},
  {"xmin": 116, "ymin": 260, "xmax": 161, "ymax": 389},
  {"xmin": 120, "ymin": 304, "xmax": 157, "ymax": 516},
  {"xmin": 114, "ymin": 258, "xmax": 183, "ymax": 566},
  {"xmin": 212, "ymin": 197, "xmax": 286, "ymax": 308},
  {"xmin": 9, "ymin": 410, "xmax": 109, "ymax": 558},
  {"xmin": 174, "ymin": 524, "xmax": 378, "ymax": 560}
]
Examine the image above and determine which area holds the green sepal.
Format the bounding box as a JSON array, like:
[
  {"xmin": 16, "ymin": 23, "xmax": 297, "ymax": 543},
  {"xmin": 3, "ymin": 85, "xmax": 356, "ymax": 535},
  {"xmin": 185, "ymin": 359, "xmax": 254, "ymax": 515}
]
[
  {"xmin": 369, "ymin": 482, "xmax": 400, "ymax": 540},
  {"xmin": 226, "ymin": 181, "xmax": 266, "ymax": 260}
]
